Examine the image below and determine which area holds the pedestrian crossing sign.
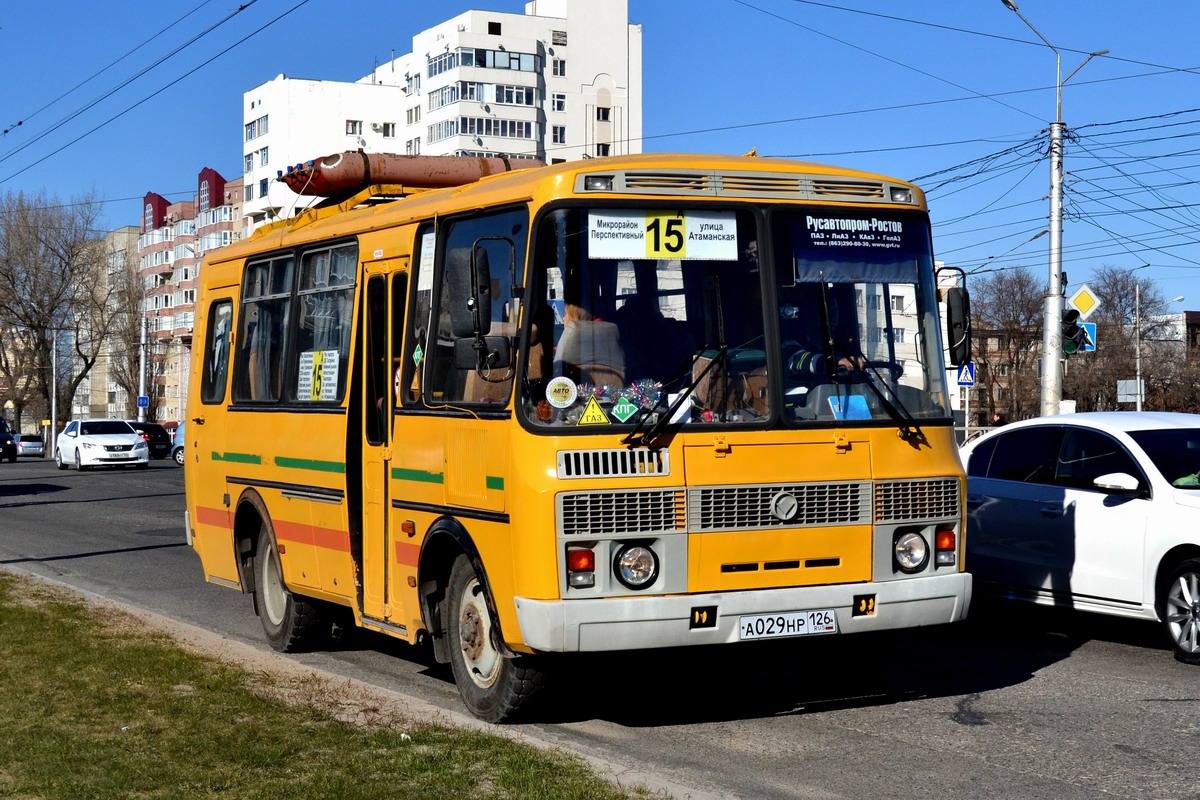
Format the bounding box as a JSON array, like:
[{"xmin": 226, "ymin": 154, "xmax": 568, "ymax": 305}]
[{"xmin": 956, "ymin": 362, "xmax": 976, "ymax": 386}]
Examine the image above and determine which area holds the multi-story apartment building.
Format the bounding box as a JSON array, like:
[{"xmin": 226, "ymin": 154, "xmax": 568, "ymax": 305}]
[
  {"xmin": 78, "ymin": 226, "xmax": 140, "ymax": 420},
  {"xmin": 242, "ymin": 0, "xmax": 642, "ymax": 230},
  {"xmin": 138, "ymin": 170, "xmax": 242, "ymax": 424}
]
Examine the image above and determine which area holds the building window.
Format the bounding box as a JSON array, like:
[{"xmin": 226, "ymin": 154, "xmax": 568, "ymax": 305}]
[
  {"xmin": 459, "ymin": 116, "xmax": 535, "ymax": 139},
  {"xmin": 244, "ymin": 114, "xmax": 267, "ymax": 141},
  {"xmin": 552, "ymin": 125, "xmax": 566, "ymax": 145},
  {"xmin": 407, "ymin": 106, "xmax": 422, "ymax": 125},
  {"xmin": 428, "ymin": 119, "xmax": 459, "ymax": 143},
  {"xmin": 244, "ymin": 153, "xmax": 253, "ymax": 173},
  {"xmin": 245, "ymin": 184, "xmax": 255, "ymax": 202},
  {"xmin": 596, "ymin": 107, "xmax": 611, "ymax": 122},
  {"xmin": 595, "ymin": 143, "xmax": 611, "ymax": 157},
  {"xmin": 428, "ymin": 50, "xmax": 460, "ymax": 78},
  {"xmin": 259, "ymin": 147, "xmax": 269, "ymax": 167},
  {"xmin": 144, "ymin": 203, "xmax": 154, "ymax": 231},
  {"xmin": 346, "ymin": 119, "xmax": 363, "ymax": 136},
  {"xmin": 552, "ymin": 93, "xmax": 566, "ymax": 112},
  {"xmin": 428, "ymin": 85, "xmax": 457, "ymax": 111},
  {"xmin": 891, "ymin": 295, "xmax": 905, "ymax": 312},
  {"xmin": 406, "ymin": 73, "xmax": 421, "ymax": 94},
  {"xmin": 406, "ymin": 137, "xmax": 421, "ymax": 155},
  {"xmin": 200, "ymin": 181, "xmax": 210, "ymax": 212},
  {"xmin": 552, "ymin": 58, "xmax": 566, "ymax": 77},
  {"xmin": 381, "ymin": 122, "xmax": 396, "ymax": 138},
  {"xmin": 259, "ymin": 178, "xmax": 269, "ymax": 199},
  {"xmin": 488, "ymin": 21, "xmax": 501, "ymax": 35},
  {"xmin": 552, "ymin": 30, "xmax": 567, "ymax": 46},
  {"xmin": 496, "ymin": 84, "xmax": 536, "ymax": 106}
]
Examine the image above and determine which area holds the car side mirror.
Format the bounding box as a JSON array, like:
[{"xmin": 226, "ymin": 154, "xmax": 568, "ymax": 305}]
[{"xmin": 1093, "ymin": 471, "xmax": 1141, "ymax": 495}]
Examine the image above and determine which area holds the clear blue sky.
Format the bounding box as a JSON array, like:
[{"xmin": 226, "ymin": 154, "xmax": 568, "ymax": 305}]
[{"xmin": 3, "ymin": 0, "xmax": 1199, "ymax": 314}]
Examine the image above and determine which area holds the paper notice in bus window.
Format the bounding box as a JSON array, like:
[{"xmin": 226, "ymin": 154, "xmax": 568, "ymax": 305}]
[
  {"xmin": 588, "ymin": 210, "xmax": 737, "ymax": 261},
  {"xmin": 417, "ymin": 231, "xmax": 435, "ymax": 292},
  {"xmin": 297, "ymin": 349, "xmax": 339, "ymax": 401}
]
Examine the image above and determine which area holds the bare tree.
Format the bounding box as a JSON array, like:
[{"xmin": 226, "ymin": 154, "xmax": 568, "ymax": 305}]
[
  {"xmin": 969, "ymin": 266, "xmax": 1043, "ymax": 422},
  {"xmin": 0, "ymin": 190, "xmax": 119, "ymax": 429}
]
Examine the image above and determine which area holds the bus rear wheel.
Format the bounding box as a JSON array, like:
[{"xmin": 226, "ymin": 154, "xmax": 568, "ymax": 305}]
[
  {"xmin": 255, "ymin": 531, "xmax": 326, "ymax": 652},
  {"xmin": 446, "ymin": 555, "xmax": 543, "ymax": 722}
]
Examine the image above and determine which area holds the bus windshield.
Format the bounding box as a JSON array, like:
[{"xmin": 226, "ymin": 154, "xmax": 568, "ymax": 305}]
[{"xmin": 520, "ymin": 204, "xmax": 949, "ymax": 431}]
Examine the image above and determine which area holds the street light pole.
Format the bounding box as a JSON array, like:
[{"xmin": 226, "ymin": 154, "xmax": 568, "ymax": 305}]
[
  {"xmin": 1134, "ymin": 278, "xmax": 1185, "ymax": 412},
  {"xmin": 1000, "ymin": 1, "xmax": 1107, "ymax": 416}
]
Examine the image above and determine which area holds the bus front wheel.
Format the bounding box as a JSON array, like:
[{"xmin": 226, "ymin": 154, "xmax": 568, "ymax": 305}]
[
  {"xmin": 446, "ymin": 555, "xmax": 543, "ymax": 722},
  {"xmin": 255, "ymin": 531, "xmax": 326, "ymax": 652}
]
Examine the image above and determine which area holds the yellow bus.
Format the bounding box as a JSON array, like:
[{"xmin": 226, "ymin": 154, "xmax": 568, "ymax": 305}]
[{"xmin": 185, "ymin": 151, "xmax": 973, "ymax": 721}]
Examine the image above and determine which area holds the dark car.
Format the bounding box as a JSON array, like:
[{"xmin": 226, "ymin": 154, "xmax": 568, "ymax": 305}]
[
  {"xmin": 0, "ymin": 419, "xmax": 14, "ymax": 462},
  {"xmin": 126, "ymin": 421, "xmax": 172, "ymax": 459}
]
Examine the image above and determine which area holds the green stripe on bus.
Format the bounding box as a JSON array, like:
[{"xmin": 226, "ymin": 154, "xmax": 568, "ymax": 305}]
[
  {"xmin": 212, "ymin": 451, "xmax": 262, "ymax": 465},
  {"xmin": 392, "ymin": 467, "xmax": 444, "ymax": 484},
  {"xmin": 275, "ymin": 456, "xmax": 346, "ymax": 474},
  {"xmin": 485, "ymin": 476, "xmax": 504, "ymax": 490}
]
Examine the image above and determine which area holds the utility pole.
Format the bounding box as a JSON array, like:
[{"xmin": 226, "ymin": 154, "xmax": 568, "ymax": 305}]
[{"xmin": 1000, "ymin": 1, "xmax": 1107, "ymax": 416}]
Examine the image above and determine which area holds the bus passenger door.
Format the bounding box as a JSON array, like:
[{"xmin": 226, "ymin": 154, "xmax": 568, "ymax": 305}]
[{"xmin": 361, "ymin": 271, "xmax": 390, "ymax": 621}]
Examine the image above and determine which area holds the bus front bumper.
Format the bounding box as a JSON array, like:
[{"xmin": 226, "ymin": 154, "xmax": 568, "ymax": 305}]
[{"xmin": 513, "ymin": 572, "xmax": 972, "ymax": 653}]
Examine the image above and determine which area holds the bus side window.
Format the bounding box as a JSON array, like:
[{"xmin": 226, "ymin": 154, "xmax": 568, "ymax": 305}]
[
  {"xmin": 427, "ymin": 208, "xmax": 527, "ymax": 405},
  {"xmin": 201, "ymin": 300, "xmax": 232, "ymax": 404},
  {"xmin": 233, "ymin": 255, "xmax": 294, "ymax": 403}
]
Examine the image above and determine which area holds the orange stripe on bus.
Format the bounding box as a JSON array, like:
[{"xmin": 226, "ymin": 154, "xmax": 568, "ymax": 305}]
[
  {"xmin": 395, "ymin": 542, "xmax": 420, "ymax": 567},
  {"xmin": 273, "ymin": 519, "xmax": 351, "ymax": 553},
  {"xmin": 196, "ymin": 506, "xmax": 230, "ymax": 528}
]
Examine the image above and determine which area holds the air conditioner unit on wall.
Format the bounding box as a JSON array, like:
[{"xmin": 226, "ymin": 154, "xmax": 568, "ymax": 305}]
[{"xmin": 370, "ymin": 122, "xmax": 382, "ymax": 132}]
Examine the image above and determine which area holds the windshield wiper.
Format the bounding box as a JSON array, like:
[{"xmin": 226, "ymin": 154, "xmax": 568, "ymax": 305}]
[
  {"xmin": 835, "ymin": 344, "xmax": 925, "ymax": 443},
  {"xmin": 622, "ymin": 346, "xmax": 727, "ymax": 449}
]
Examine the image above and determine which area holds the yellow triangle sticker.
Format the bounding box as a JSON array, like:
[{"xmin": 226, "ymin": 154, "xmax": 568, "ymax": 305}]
[{"xmin": 577, "ymin": 396, "xmax": 610, "ymax": 426}]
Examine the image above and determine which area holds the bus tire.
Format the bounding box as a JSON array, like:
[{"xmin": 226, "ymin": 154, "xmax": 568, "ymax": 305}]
[
  {"xmin": 446, "ymin": 554, "xmax": 543, "ymax": 722},
  {"xmin": 255, "ymin": 531, "xmax": 326, "ymax": 652}
]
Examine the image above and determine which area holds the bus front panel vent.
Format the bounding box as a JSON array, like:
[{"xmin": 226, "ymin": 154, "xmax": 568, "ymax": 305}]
[{"xmin": 557, "ymin": 448, "xmax": 670, "ymax": 479}]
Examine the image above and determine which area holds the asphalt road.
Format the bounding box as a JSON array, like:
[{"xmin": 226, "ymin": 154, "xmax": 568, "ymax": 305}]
[{"xmin": 1, "ymin": 457, "xmax": 1197, "ymax": 799}]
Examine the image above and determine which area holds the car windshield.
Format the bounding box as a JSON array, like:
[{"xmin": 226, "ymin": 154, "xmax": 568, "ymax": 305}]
[
  {"xmin": 1128, "ymin": 428, "xmax": 1200, "ymax": 489},
  {"xmin": 80, "ymin": 421, "xmax": 134, "ymax": 436}
]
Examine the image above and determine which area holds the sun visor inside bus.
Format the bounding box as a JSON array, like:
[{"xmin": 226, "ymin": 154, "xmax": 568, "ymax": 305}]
[{"xmin": 792, "ymin": 259, "xmax": 918, "ymax": 285}]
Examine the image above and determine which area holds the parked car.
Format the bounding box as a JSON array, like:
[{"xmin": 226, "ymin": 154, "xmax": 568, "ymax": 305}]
[
  {"xmin": 961, "ymin": 411, "xmax": 1200, "ymax": 665},
  {"xmin": 126, "ymin": 420, "xmax": 172, "ymax": 459},
  {"xmin": 55, "ymin": 419, "xmax": 149, "ymax": 470},
  {"xmin": 170, "ymin": 422, "xmax": 186, "ymax": 466},
  {"xmin": 13, "ymin": 433, "xmax": 45, "ymax": 457},
  {"xmin": 0, "ymin": 419, "xmax": 14, "ymax": 462}
]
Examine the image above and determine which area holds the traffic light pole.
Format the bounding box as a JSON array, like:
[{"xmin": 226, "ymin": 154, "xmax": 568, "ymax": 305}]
[{"xmin": 1042, "ymin": 119, "xmax": 1065, "ymax": 416}]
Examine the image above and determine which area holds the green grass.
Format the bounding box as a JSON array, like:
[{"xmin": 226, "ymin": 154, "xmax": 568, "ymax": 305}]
[{"xmin": 0, "ymin": 573, "xmax": 661, "ymax": 800}]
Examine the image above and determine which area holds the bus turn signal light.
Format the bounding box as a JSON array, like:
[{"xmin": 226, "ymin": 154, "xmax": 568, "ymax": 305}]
[
  {"xmin": 935, "ymin": 527, "xmax": 956, "ymax": 566},
  {"xmin": 567, "ymin": 547, "xmax": 595, "ymax": 589}
]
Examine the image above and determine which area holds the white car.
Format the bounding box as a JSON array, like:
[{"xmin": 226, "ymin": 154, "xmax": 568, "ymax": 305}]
[
  {"xmin": 55, "ymin": 419, "xmax": 150, "ymax": 471},
  {"xmin": 961, "ymin": 411, "xmax": 1200, "ymax": 665}
]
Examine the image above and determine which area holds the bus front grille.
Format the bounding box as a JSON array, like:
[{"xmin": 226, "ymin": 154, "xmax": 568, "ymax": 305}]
[
  {"xmin": 874, "ymin": 478, "xmax": 960, "ymax": 522},
  {"xmin": 558, "ymin": 489, "xmax": 687, "ymax": 537},
  {"xmin": 557, "ymin": 448, "xmax": 670, "ymax": 479},
  {"xmin": 689, "ymin": 482, "xmax": 871, "ymax": 531}
]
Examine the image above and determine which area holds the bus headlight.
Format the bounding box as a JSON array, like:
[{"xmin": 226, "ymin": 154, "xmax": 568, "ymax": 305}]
[
  {"xmin": 613, "ymin": 544, "xmax": 658, "ymax": 590},
  {"xmin": 893, "ymin": 531, "xmax": 929, "ymax": 574}
]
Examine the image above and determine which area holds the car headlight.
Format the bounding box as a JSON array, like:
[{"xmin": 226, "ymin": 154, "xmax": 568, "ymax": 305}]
[
  {"xmin": 613, "ymin": 544, "xmax": 659, "ymax": 590},
  {"xmin": 81, "ymin": 441, "xmax": 97, "ymax": 449},
  {"xmin": 134, "ymin": 441, "xmax": 148, "ymax": 450},
  {"xmin": 894, "ymin": 531, "xmax": 929, "ymax": 574}
]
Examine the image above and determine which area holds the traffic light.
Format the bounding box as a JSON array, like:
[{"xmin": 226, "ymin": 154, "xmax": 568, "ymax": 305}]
[{"xmin": 1061, "ymin": 308, "xmax": 1088, "ymax": 355}]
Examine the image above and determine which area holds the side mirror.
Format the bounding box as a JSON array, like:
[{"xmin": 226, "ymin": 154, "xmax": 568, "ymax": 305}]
[
  {"xmin": 945, "ymin": 286, "xmax": 972, "ymax": 368},
  {"xmin": 454, "ymin": 336, "xmax": 512, "ymax": 370},
  {"xmin": 1093, "ymin": 472, "xmax": 1141, "ymax": 494},
  {"xmin": 446, "ymin": 247, "xmax": 493, "ymax": 338}
]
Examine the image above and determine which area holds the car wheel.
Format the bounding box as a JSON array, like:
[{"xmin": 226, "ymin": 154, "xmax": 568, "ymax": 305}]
[
  {"xmin": 74, "ymin": 449, "xmax": 88, "ymax": 472},
  {"xmin": 445, "ymin": 554, "xmax": 544, "ymax": 722},
  {"xmin": 1161, "ymin": 558, "xmax": 1200, "ymax": 665},
  {"xmin": 55, "ymin": 449, "xmax": 67, "ymax": 470},
  {"xmin": 255, "ymin": 529, "xmax": 327, "ymax": 652},
  {"xmin": 173, "ymin": 448, "xmax": 185, "ymax": 466}
]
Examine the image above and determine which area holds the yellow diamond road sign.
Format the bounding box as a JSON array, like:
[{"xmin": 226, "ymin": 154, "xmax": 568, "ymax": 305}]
[{"xmin": 1068, "ymin": 283, "xmax": 1101, "ymax": 320}]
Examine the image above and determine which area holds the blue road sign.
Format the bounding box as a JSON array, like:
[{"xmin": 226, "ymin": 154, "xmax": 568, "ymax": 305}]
[
  {"xmin": 136, "ymin": 395, "xmax": 149, "ymax": 409},
  {"xmin": 1081, "ymin": 322, "xmax": 1097, "ymax": 352},
  {"xmin": 956, "ymin": 362, "xmax": 976, "ymax": 387}
]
